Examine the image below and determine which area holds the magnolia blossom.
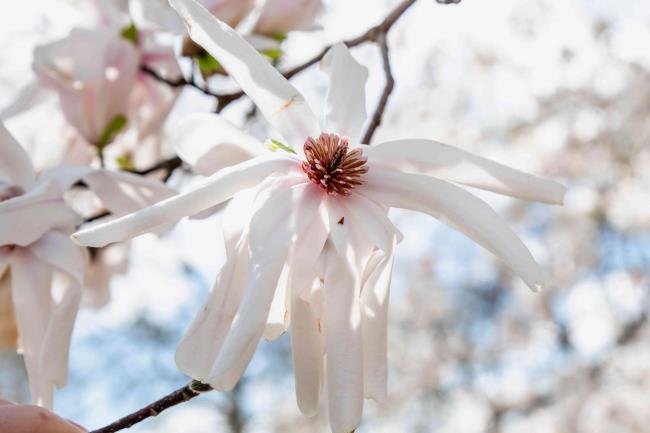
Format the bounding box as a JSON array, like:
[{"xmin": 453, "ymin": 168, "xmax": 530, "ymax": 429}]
[
  {"xmin": 72, "ymin": 1, "xmax": 566, "ymax": 431},
  {"xmin": 0, "ymin": 122, "xmax": 174, "ymax": 407},
  {"xmin": 31, "ymin": 24, "xmax": 181, "ymax": 170},
  {"xmin": 33, "ymin": 28, "xmax": 140, "ymax": 147}
]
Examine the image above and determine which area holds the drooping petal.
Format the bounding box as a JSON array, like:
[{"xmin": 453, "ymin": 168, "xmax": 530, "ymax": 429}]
[
  {"xmin": 322, "ymin": 248, "xmax": 363, "ymax": 433},
  {"xmin": 81, "ymin": 170, "xmax": 176, "ymax": 216},
  {"xmin": 344, "ymin": 193, "xmax": 397, "ymax": 254},
  {"xmin": 321, "ymin": 43, "xmax": 368, "ymax": 143},
  {"xmin": 0, "ymin": 122, "xmax": 35, "ymax": 190},
  {"xmin": 326, "ymin": 196, "xmax": 374, "ymax": 269},
  {"xmin": 290, "ymin": 286, "xmax": 323, "ymax": 416},
  {"xmin": 175, "ymin": 230, "xmax": 251, "ymax": 381},
  {"xmin": 9, "ymin": 248, "xmax": 54, "ymax": 407},
  {"xmin": 263, "ymin": 264, "xmax": 290, "ymax": 341},
  {"xmin": 286, "ymin": 201, "xmax": 328, "ymax": 414},
  {"xmin": 173, "ymin": 113, "xmax": 265, "ymax": 176},
  {"xmin": 168, "ymin": 0, "xmax": 321, "ymax": 149},
  {"xmin": 365, "ymin": 139, "xmax": 566, "ymax": 204},
  {"xmin": 207, "ymin": 180, "xmax": 321, "ymax": 390},
  {"xmin": 72, "ymin": 155, "xmax": 298, "ymax": 247},
  {"xmin": 360, "ymin": 240, "xmax": 396, "ymax": 401},
  {"xmin": 361, "ymin": 168, "xmax": 546, "ymax": 291},
  {"xmin": 0, "ymin": 182, "xmax": 79, "ymax": 247},
  {"xmin": 30, "ymin": 231, "xmax": 85, "ymax": 395}
]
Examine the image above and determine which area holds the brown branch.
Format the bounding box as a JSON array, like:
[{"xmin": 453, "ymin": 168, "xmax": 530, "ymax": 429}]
[
  {"xmin": 361, "ymin": 33, "xmax": 395, "ymax": 144},
  {"xmin": 89, "ymin": 380, "xmax": 212, "ymax": 433}
]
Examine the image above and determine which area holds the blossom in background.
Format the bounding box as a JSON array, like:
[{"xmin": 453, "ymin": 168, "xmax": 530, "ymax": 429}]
[
  {"xmin": 0, "ymin": 122, "xmax": 175, "ymax": 407},
  {"xmin": 253, "ymin": 0, "xmax": 323, "ymax": 37},
  {"xmin": 31, "ymin": 21, "xmax": 181, "ymax": 170},
  {"xmin": 0, "ymin": 398, "xmax": 86, "ymax": 433},
  {"xmin": 130, "ymin": 0, "xmax": 320, "ymax": 36},
  {"xmin": 32, "ymin": 28, "xmax": 140, "ymax": 148},
  {"xmin": 72, "ymin": 1, "xmax": 566, "ymax": 431}
]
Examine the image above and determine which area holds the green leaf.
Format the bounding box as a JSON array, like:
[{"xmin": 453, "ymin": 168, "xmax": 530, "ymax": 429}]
[
  {"xmin": 116, "ymin": 154, "xmax": 135, "ymax": 171},
  {"xmin": 262, "ymin": 48, "xmax": 283, "ymax": 62},
  {"xmin": 98, "ymin": 114, "xmax": 128, "ymax": 149},
  {"xmin": 264, "ymin": 138, "xmax": 296, "ymax": 154},
  {"xmin": 120, "ymin": 23, "xmax": 139, "ymax": 45},
  {"xmin": 196, "ymin": 52, "xmax": 222, "ymax": 76},
  {"xmin": 270, "ymin": 32, "xmax": 287, "ymax": 43}
]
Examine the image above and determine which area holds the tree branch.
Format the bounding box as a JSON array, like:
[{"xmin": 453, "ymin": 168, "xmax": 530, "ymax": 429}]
[
  {"xmin": 361, "ymin": 33, "xmax": 395, "ymax": 144},
  {"xmin": 89, "ymin": 380, "xmax": 212, "ymax": 433}
]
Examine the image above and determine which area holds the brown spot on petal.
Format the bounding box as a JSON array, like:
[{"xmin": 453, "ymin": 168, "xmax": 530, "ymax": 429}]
[
  {"xmin": 338, "ymin": 217, "xmax": 345, "ymax": 225},
  {"xmin": 279, "ymin": 95, "xmax": 297, "ymax": 112}
]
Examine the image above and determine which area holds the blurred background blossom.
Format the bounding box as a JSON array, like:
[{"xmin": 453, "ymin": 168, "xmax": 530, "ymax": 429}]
[{"xmin": 1, "ymin": 0, "xmax": 649, "ymax": 432}]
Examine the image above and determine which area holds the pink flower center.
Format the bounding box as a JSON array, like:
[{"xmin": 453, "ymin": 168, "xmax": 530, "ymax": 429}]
[{"xmin": 302, "ymin": 133, "xmax": 368, "ymax": 196}]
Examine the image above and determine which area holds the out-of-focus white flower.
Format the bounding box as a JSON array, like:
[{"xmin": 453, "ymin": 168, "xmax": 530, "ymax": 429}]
[
  {"xmin": 32, "ymin": 28, "xmax": 140, "ymax": 147},
  {"xmin": 0, "ymin": 122, "xmax": 87, "ymax": 408},
  {"xmin": 130, "ymin": 0, "xmax": 255, "ymax": 33},
  {"xmin": 28, "ymin": 22, "xmax": 181, "ymax": 170},
  {"xmin": 130, "ymin": 0, "xmax": 320, "ymax": 38},
  {"xmin": 0, "ymin": 122, "xmax": 176, "ymax": 407},
  {"xmin": 72, "ymin": 2, "xmax": 565, "ymax": 431},
  {"xmin": 252, "ymin": 0, "xmax": 323, "ymax": 37}
]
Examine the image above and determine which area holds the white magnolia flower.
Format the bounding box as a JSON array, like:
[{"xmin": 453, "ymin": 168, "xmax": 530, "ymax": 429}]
[
  {"xmin": 72, "ymin": 1, "xmax": 565, "ymax": 431},
  {"xmin": 0, "ymin": 121, "xmax": 175, "ymax": 407}
]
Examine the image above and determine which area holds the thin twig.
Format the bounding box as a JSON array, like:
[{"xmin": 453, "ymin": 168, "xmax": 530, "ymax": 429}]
[
  {"xmin": 361, "ymin": 33, "xmax": 395, "ymax": 144},
  {"xmin": 89, "ymin": 380, "xmax": 212, "ymax": 433}
]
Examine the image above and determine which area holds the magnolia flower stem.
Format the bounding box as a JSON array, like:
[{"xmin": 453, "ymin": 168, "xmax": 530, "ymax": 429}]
[{"xmin": 89, "ymin": 380, "xmax": 213, "ymax": 433}]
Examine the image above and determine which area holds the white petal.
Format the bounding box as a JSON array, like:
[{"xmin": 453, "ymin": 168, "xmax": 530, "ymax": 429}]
[
  {"xmin": 81, "ymin": 170, "xmax": 176, "ymax": 216},
  {"xmin": 30, "ymin": 231, "xmax": 87, "ymax": 286},
  {"xmin": 175, "ymin": 230, "xmax": 250, "ymax": 380},
  {"xmin": 10, "ymin": 249, "xmax": 54, "ymax": 407},
  {"xmin": 0, "ymin": 182, "xmax": 79, "ymax": 247},
  {"xmin": 263, "ymin": 264, "xmax": 290, "ymax": 341},
  {"xmin": 290, "ymin": 288, "xmax": 323, "ymax": 416},
  {"xmin": 207, "ymin": 181, "xmax": 321, "ymax": 389},
  {"xmin": 326, "ymin": 196, "xmax": 374, "ymax": 269},
  {"xmin": 30, "ymin": 231, "xmax": 84, "ymax": 394},
  {"xmin": 72, "ymin": 155, "xmax": 297, "ymax": 247},
  {"xmin": 36, "ymin": 166, "xmax": 93, "ymax": 191},
  {"xmin": 365, "ymin": 139, "xmax": 566, "ymax": 204},
  {"xmin": 0, "ymin": 121, "xmax": 35, "ymax": 189},
  {"xmin": 252, "ymin": 0, "xmax": 323, "ymax": 36},
  {"xmin": 288, "ymin": 202, "xmax": 328, "ymax": 414},
  {"xmin": 173, "ymin": 113, "xmax": 265, "ymax": 176},
  {"xmin": 361, "ymin": 168, "xmax": 546, "ymax": 291},
  {"xmin": 345, "ymin": 193, "xmax": 396, "ymax": 253},
  {"xmin": 321, "ymin": 43, "xmax": 368, "ymax": 143},
  {"xmin": 169, "ymin": 0, "xmax": 321, "ymax": 149},
  {"xmin": 130, "ymin": 0, "xmax": 185, "ymax": 33},
  {"xmin": 323, "ymin": 249, "xmax": 363, "ymax": 433},
  {"xmin": 39, "ymin": 279, "xmax": 80, "ymax": 400},
  {"xmin": 360, "ymin": 239, "xmax": 396, "ymax": 401}
]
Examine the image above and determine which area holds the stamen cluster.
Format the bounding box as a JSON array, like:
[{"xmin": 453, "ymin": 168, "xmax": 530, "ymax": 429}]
[{"xmin": 302, "ymin": 132, "xmax": 368, "ymax": 196}]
